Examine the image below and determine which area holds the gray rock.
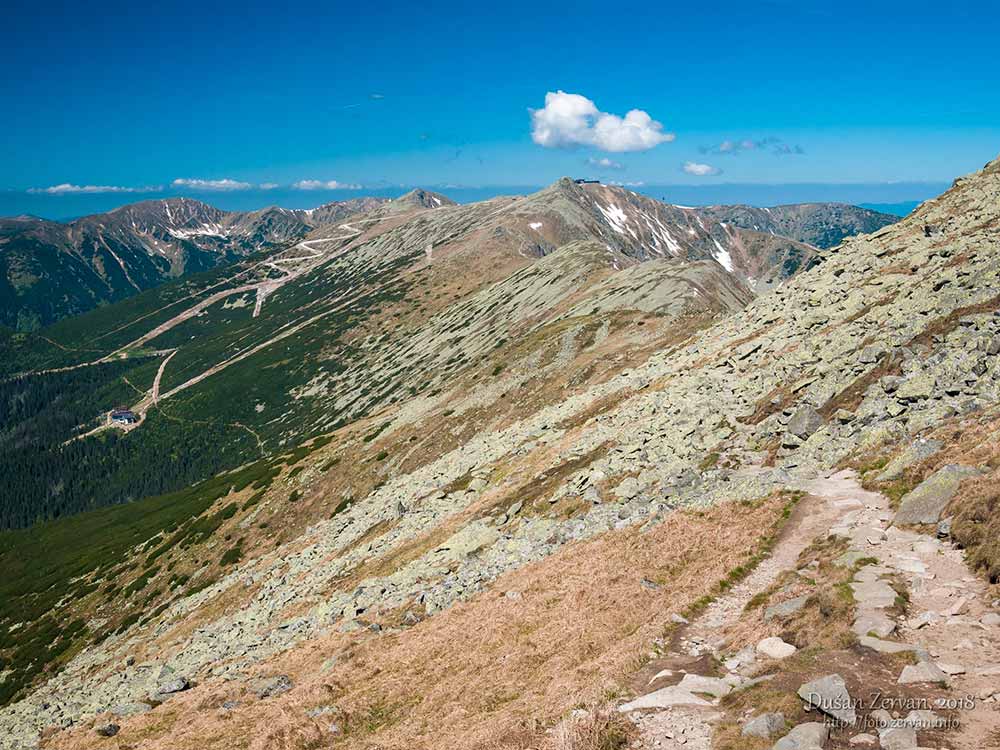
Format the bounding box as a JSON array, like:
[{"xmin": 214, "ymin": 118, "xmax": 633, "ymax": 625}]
[
  {"xmin": 878, "ymin": 725, "xmax": 918, "ymax": 750},
  {"xmin": 797, "ymin": 673, "xmax": 857, "ymax": 725},
  {"xmin": 111, "ymin": 702, "xmax": 151, "ymax": 717},
  {"xmin": 894, "ymin": 464, "xmax": 979, "ymax": 526},
  {"xmin": 875, "ymin": 440, "xmax": 942, "ymax": 482},
  {"xmin": 677, "ymin": 673, "xmax": 732, "ymax": 699},
  {"xmin": 787, "ymin": 406, "xmax": 824, "ymax": 440},
  {"xmin": 742, "ymin": 712, "xmax": 785, "ymax": 738},
  {"xmin": 618, "ymin": 685, "xmax": 711, "ymax": 711},
  {"xmin": 896, "ymin": 373, "xmax": 936, "ymax": 401},
  {"xmin": 250, "ymin": 674, "xmax": 292, "ymax": 699},
  {"xmin": 853, "ymin": 611, "xmax": 897, "ymax": 638},
  {"xmin": 773, "ymin": 721, "xmax": 830, "ymax": 750},
  {"xmin": 898, "ymin": 661, "xmax": 948, "ymax": 684},
  {"xmin": 850, "ymin": 580, "xmax": 898, "ymax": 609},
  {"xmin": 848, "ymin": 734, "xmax": 877, "ymax": 746},
  {"xmin": 613, "ymin": 477, "xmax": 643, "ymax": 500},
  {"xmin": 859, "ymin": 636, "xmax": 927, "ymax": 658},
  {"xmin": 150, "ymin": 675, "xmax": 190, "ymax": 702},
  {"xmin": 95, "ymin": 722, "xmax": 120, "ymax": 737},
  {"xmin": 764, "ymin": 594, "xmax": 809, "ymax": 622},
  {"xmin": 757, "ymin": 636, "xmax": 797, "ymax": 659}
]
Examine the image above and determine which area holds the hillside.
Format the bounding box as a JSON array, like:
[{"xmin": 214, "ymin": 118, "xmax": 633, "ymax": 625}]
[
  {"xmin": 696, "ymin": 201, "xmax": 899, "ymax": 249},
  {"xmin": 0, "ymin": 178, "xmax": 817, "ymax": 532},
  {"xmin": 2, "ymin": 159, "xmax": 1000, "ymax": 750}
]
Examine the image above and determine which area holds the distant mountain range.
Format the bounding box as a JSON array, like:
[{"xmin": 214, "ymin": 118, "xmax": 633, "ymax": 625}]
[
  {"xmin": 0, "ymin": 185, "xmax": 895, "ymax": 331},
  {"xmin": 0, "ymin": 195, "xmax": 391, "ymax": 331}
]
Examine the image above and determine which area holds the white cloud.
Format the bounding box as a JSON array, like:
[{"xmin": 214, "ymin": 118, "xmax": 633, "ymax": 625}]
[
  {"xmin": 530, "ymin": 91, "xmax": 674, "ymax": 153},
  {"xmin": 292, "ymin": 179, "xmax": 362, "ymax": 190},
  {"xmin": 586, "ymin": 156, "xmax": 624, "ymax": 170},
  {"xmin": 259, "ymin": 182, "xmax": 279, "ymax": 190},
  {"xmin": 682, "ymin": 161, "xmax": 723, "ymax": 177},
  {"xmin": 172, "ymin": 178, "xmax": 253, "ymax": 191},
  {"xmin": 701, "ymin": 137, "xmax": 804, "ymax": 157},
  {"xmin": 28, "ymin": 183, "xmax": 161, "ymax": 195}
]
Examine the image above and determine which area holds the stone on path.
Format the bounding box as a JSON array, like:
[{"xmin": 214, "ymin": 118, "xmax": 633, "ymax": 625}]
[
  {"xmin": 858, "ymin": 636, "xmax": 927, "ymax": 658},
  {"xmin": 898, "ymin": 661, "xmax": 948, "ymax": 685},
  {"xmin": 757, "ymin": 636, "xmax": 797, "ymax": 659},
  {"xmin": 848, "ymin": 734, "xmax": 877, "ymax": 746},
  {"xmin": 850, "ymin": 580, "xmax": 898, "ymax": 609},
  {"xmin": 853, "ymin": 610, "xmax": 897, "ymax": 638},
  {"xmin": 797, "ymin": 673, "xmax": 857, "ymax": 725},
  {"xmin": 742, "ymin": 712, "xmax": 785, "ymax": 738},
  {"xmin": 618, "ymin": 685, "xmax": 711, "ymax": 711},
  {"xmin": 677, "ymin": 673, "xmax": 732, "ymax": 699},
  {"xmin": 893, "ymin": 465, "xmax": 979, "ymax": 526},
  {"xmin": 878, "ymin": 725, "xmax": 918, "ymax": 750},
  {"xmin": 772, "ymin": 722, "xmax": 830, "ymax": 750}
]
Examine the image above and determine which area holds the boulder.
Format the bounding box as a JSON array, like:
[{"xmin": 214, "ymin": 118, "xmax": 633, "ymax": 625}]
[
  {"xmin": 848, "ymin": 734, "xmax": 877, "ymax": 746},
  {"xmin": 894, "ymin": 465, "xmax": 979, "ymax": 526},
  {"xmin": 757, "ymin": 636, "xmax": 797, "ymax": 659},
  {"xmin": 878, "ymin": 725, "xmax": 918, "ymax": 750},
  {"xmin": 787, "ymin": 406, "xmax": 824, "ymax": 440},
  {"xmin": 895, "ymin": 373, "xmax": 936, "ymax": 401},
  {"xmin": 850, "ymin": 580, "xmax": 898, "ymax": 609},
  {"xmin": 875, "ymin": 440, "xmax": 942, "ymax": 482},
  {"xmin": 618, "ymin": 685, "xmax": 711, "ymax": 711},
  {"xmin": 797, "ymin": 673, "xmax": 857, "ymax": 725},
  {"xmin": 898, "ymin": 661, "xmax": 948, "ymax": 684},
  {"xmin": 250, "ymin": 674, "xmax": 292, "ymax": 699},
  {"xmin": 613, "ymin": 477, "xmax": 643, "ymax": 500},
  {"xmin": 853, "ymin": 611, "xmax": 897, "ymax": 639},
  {"xmin": 149, "ymin": 675, "xmax": 190, "ymax": 702},
  {"xmin": 677, "ymin": 673, "xmax": 732, "ymax": 699},
  {"xmin": 764, "ymin": 595, "xmax": 809, "ymax": 622},
  {"xmin": 773, "ymin": 722, "xmax": 830, "ymax": 750},
  {"xmin": 95, "ymin": 723, "xmax": 120, "ymax": 738},
  {"xmin": 742, "ymin": 712, "xmax": 785, "ymax": 738}
]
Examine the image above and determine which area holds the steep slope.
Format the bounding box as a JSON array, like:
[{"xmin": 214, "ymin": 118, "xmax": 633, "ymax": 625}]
[
  {"xmin": 5, "ymin": 155, "xmax": 995, "ymax": 749},
  {"xmin": 0, "ymin": 197, "xmax": 387, "ymax": 330},
  {"xmin": 695, "ymin": 201, "xmax": 899, "ymax": 249}
]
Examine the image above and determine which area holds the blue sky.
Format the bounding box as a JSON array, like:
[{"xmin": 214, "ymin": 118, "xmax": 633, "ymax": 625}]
[{"xmin": 2, "ymin": 0, "xmax": 998, "ymax": 216}]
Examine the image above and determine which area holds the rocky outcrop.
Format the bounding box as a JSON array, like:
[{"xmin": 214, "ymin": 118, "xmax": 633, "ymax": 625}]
[{"xmin": 894, "ymin": 465, "xmax": 980, "ymax": 525}]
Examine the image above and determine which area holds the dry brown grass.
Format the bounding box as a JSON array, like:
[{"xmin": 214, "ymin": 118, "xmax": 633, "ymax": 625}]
[
  {"xmin": 48, "ymin": 496, "xmax": 790, "ymax": 750},
  {"xmin": 950, "ymin": 469, "xmax": 1000, "ymax": 584},
  {"xmin": 547, "ymin": 705, "xmax": 637, "ymax": 750}
]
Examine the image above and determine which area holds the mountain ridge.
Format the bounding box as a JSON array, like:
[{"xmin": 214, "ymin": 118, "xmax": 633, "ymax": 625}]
[{"xmin": 0, "ymin": 156, "xmax": 999, "ymax": 748}]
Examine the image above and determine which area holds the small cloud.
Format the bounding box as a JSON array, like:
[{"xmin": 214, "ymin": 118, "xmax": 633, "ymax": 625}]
[
  {"xmin": 530, "ymin": 90, "xmax": 674, "ymax": 153},
  {"xmin": 682, "ymin": 161, "xmax": 722, "ymax": 177},
  {"xmin": 28, "ymin": 183, "xmax": 161, "ymax": 195},
  {"xmin": 172, "ymin": 178, "xmax": 253, "ymax": 191},
  {"xmin": 772, "ymin": 142, "xmax": 805, "ymax": 156},
  {"xmin": 292, "ymin": 179, "xmax": 362, "ymax": 190},
  {"xmin": 609, "ymin": 180, "xmax": 645, "ymax": 187},
  {"xmin": 700, "ymin": 137, "xmax": 804, "ymax": 157},
  {"xmin": 369, "ymin": 93, "xmax": 385, "ymax": 100},
  {"xmin": 259, "ymin": 182, "xmax": 280, "ymax": 190},
  {"xmin": 586, "ymin": 156, "xmax": 624, "ymax": 170}
]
